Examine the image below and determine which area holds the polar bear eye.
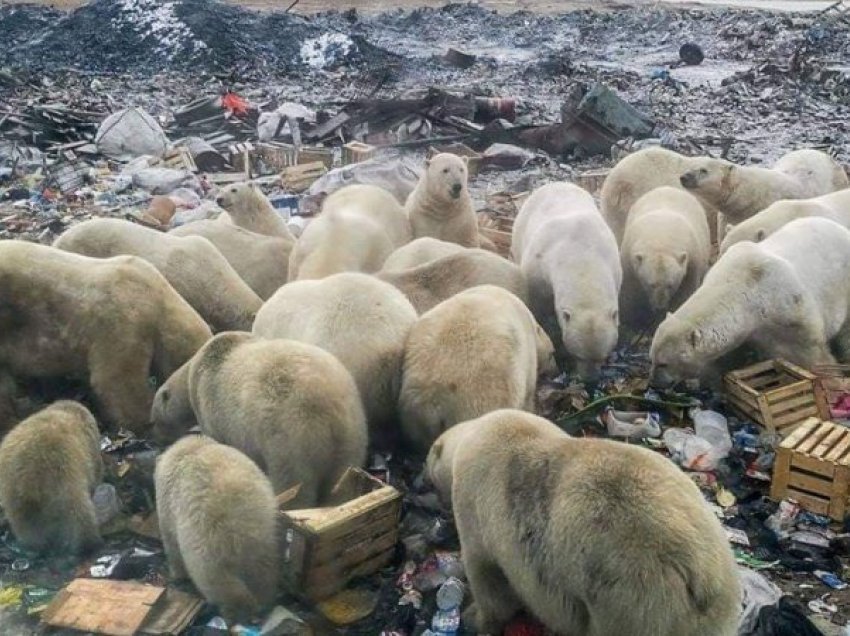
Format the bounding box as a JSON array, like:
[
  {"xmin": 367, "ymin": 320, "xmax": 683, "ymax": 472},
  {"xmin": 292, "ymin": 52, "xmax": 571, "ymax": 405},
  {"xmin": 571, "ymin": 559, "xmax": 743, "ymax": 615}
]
[{"xmin": 443, "ymin": 168, "xmax": 449, "ymax": 174}]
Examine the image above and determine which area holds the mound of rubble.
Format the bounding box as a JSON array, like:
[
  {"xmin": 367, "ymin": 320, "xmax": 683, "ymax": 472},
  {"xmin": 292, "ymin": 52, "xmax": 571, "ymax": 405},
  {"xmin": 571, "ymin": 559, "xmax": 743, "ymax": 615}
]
[{"xmin": 0, "ymin": 0, "xmax": 396, "ymax": 76}]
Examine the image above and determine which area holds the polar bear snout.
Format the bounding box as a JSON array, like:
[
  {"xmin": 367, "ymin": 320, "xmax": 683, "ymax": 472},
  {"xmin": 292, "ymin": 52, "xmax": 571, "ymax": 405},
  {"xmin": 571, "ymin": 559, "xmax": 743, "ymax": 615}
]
[
  {"xmin": 680, "ymin": 171, "xmax": 699, "ymax": 189},
  {"xmin": 649, "ymin": 362, "xmax": 676, "ymax": 388},
  {"xmin": 449, "ymin": 182, "xmax": 462, "ymax": 199}
]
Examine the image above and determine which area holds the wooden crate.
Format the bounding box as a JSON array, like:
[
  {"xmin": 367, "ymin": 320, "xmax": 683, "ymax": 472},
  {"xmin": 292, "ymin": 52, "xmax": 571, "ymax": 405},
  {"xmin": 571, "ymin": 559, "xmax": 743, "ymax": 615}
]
[
  {"xmin": 280, "ymin": 161, "xmax": 327, "ymax": 193},
  {"xmin": 770, "ymin": 417, "xmax": 850, "ymax": 520},
  {"xmin": 574, "ymin": 168, "xmax": 610, "ymax": 196},
  {"xmin": 279, "ymin": 468, "xmax": 401, "ymax": 602},
  {"xmin": 723, "ymin": 359, "xmax": 830, "ymax": 436},
  {"xmin": 342, "ymin": 141, "xmax": 376, "ymax": 165},
  {"xmin": 297, "ymin": 147, "xmax": 334, "ymax": 169},
  {"xmin": 477, "ymin": 212, "xmax": 514, "ymax": 259}
]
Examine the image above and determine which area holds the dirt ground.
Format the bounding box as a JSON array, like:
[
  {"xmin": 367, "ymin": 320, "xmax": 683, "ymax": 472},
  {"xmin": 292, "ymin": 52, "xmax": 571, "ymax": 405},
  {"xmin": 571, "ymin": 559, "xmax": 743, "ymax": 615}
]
[{"xmin": 1, "ymin": 0, "xmax": 839, "ymax": 12}]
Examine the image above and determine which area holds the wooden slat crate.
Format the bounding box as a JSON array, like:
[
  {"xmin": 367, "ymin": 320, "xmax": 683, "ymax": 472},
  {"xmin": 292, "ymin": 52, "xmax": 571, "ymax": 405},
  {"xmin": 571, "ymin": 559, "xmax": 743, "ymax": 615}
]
[
  {"xmin": 342, "ymin": 141, "xmax": 376, "ymax": 165},
  {"xmin": 574, "ymin": 168, "xmax": 610, "ymax": 196},
  {"xmin": 723, "ymin": 359, "xmax": 830, "ymax": 436},
  {"xmin": 770, "ymin": 417, "xmax": 850, "ymax": 520},
  {"xmin": 279, "ymin": 468, "xmax": 401, "ymax": 601},
  {"xmin": 477, "ymin": 212, "xmax": 514, "ymax": 259},
  {"xmin": 280, "ymin": 161, "xmax": 327, "ymax": 193},
  {"xmin": 297, "ymin": 147, "xmax": 334, "ymax": 169}
]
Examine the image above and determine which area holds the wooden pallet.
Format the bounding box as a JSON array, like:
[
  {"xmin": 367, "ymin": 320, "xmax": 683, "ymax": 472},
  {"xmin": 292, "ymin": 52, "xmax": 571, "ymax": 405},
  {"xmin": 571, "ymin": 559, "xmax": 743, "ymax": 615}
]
[
  {"xmin": 770, "ymin": 417, "xmax": 850, "ymax": 520},
  {"xmin": 574, "ymin": 168, "xmax": 610, "ymax": 196},
  {"xmin": 723, "ymin": 359, "xmax": 830, "ymax": 436},
  {"xmin": 427, "ymin": 142, "xmax": 482, "ymax": 178},
  {"xmin": 280, "ymin": 161, "xmax": 327, "ymax": 193},
  {"xmin": 342, "ymin": 141, "xmax": 376, "ymax": 165},
  {"xmin": 279, "ymin": 468, "xmax": 402, "ymax": 601}
]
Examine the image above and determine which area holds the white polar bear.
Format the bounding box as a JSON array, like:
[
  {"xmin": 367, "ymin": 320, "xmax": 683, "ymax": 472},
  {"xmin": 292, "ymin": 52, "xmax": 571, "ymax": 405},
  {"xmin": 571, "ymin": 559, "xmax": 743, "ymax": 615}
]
[
  {"xmin": 720, "ymin": 188, "xmax": 850, "ymax": 253},
  {"xmin": 512, "ymin": 182, "xmax": 622, "ymax": 380},
  {"xmin": 651, "ymin": 217, "xmax": 850, "ymax": 386},
  {"xmin": 288, "ymin": 184, "xmax": 411, "ymax": 281},
  {"xmin": 620, "ymin": 186, "xmax": 711, "ymax": 327},
  {"xmin": 381, "ymin": 237, "xmax": 466, "ymax": 272}
]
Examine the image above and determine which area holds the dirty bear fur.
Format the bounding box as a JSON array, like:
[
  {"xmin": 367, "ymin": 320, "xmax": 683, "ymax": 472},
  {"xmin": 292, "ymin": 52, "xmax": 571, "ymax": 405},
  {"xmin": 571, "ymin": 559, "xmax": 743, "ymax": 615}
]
[
  {"xmin": 170, "ymin": 220, "xmax": 294, "ymax": 300},
  {"xmin": 679, "ymin": 148, "xmax": 848, "ymax": 225},
  {"xmin": 720, "ymin": 188, "xmax": 850, "ymax": 253},
  {"xmin": 155, "ymin": 435, "xmax": 279, "ymax": 621},
  {"xmin": 620, "ymin": 186, "xmax": 710, "ymax": 327},
  {"xmin": 512, "ymin": 182, "xmax": 622, "ymax": 380},
  {"xmin": 651, "ymin": 217, "xmax": 850, "ymax": 386},
  {"xmin": 426, "ymin": 409, "xmax": 741, "ymax": 636},
  {"xmin": 381, "ymin": 237, "xmax": 466, "ymax": 272},
  {"xmin": 253, "ymin": 273, "xmax": 417, "ymax": 447},
  {"xmin": 215, "ymin": 181, "xmax": 295, "ymax": 239},
  {"xmin": 55, "ymin": 218, "xmax": 262, "ymax": 331},
  {"xmin": 0, "ymin": 401, "xmax": 103, "ymax": 555},
  {"xmin": 0, "ymin": 241, "xmax": 211, "ymax": 434},
  {"xmin": 399, "ymin": 286, "xmax": 556, "ymax": 453},
  {"xmin": 378, "ymin": 248, "xmax": 529, "ymax": 314},
  {"xmin": 288, "ymin": 184, "xmax": 411, "ymax": 281},
  {"xmin": 405, "ymin": 153, "xmax": 479, "ymax": 247},
  {"xmin": 151, "ymin": 332, "xmax": 367, "ymax": 507},
  {"xmin": 600, "ymin": 147, "xmax": 717, "ymax": 242}
]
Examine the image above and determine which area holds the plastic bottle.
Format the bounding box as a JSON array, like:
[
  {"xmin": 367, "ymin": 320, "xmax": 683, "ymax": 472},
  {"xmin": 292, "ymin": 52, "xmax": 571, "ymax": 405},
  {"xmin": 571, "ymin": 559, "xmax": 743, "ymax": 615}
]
[{"xmin": 92, "ymin": 483, "xmax": 121, "ymax": 525}]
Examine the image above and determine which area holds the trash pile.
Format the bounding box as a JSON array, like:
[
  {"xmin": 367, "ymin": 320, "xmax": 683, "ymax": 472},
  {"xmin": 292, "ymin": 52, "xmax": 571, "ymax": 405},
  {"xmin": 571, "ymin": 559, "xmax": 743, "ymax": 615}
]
[{"xmin": 0, "ymin": 1, "xmax": 849, "ymax": 635}]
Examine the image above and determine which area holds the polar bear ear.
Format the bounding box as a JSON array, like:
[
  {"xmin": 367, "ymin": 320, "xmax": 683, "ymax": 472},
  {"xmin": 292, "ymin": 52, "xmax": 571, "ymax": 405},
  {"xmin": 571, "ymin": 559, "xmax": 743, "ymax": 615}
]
[
  {"xmin": 160, "ymin": 387, "xmax": 170, "ymax": 404},
  {"xmin": 430, "ymin": 437, "xmax": 444, "ymax": 461},
  {"xmin": 461, "ymin": 156, "xmax": 469, "ymax": 165},
  {"xmin": 755, "ymin": 229, "xmax": 766, "ymax": 242},
  {"xmin": 424, "ymin": 158, "xmax": 432, "ymax": 168},
  {"xmin": 635, "ymin": 253, "xmax": 644, "ymax": 265},
  {"xmin": 676, "ymin": 252, "xmax": 688, "ymax": 266},
  {"xmin": 562, "ymin": 310, "xmax": 571, "ymax": 323},
  {"xmin": 611, "ymin": 309, "xmax": 619, "ymax": 322}
]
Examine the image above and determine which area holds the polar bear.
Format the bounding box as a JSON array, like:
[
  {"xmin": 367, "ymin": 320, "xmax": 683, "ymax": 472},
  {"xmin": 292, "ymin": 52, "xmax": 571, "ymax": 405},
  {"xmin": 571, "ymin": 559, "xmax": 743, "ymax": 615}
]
[
  {"xmin": 0, "ymin": 241, "xmax": 211, "ymax": 434},
  {"xmin": 620, "ymin": 187, "xmax": 711, "ymax": 327},
  {"xmin": 425, "ymin": 409, "xmax": 740, "ymax": 636},
  {"xmin": 512, "ymin": 182, "xmax": 622, "ymax": 380},
  {"xmin": 378, "ymin": 249, "xmax": 529, "ymax": 314},
  {"xmin": 253, "ymin": 273, "xmax": 417, "ymax": 447},
  {"xmin": 55, "ymin": 218, "xmax": 262, "ymax": 332},
  {"xmin": 680, "ymin": 149, "xmax": 848, "ymax": 224},
  {"xmin": 405, "ymin": 153, "xmax": 479, "ymax": 247},
  {"xmin": 600, "ymin": 147, "xmax": 714, "ymax": 242},
  {"xmin": 0, "ymin": 401, "xmax": 103, "ymax": 555},
  {"xmin": 399, "ymin": 286, "xmax": 556, "ymax": 453},
  {"xmin": 215, "ymin": 182, "xmax": 295, "ymax": 239},
  {"xmin": 151, "ymin": 332, "xmax": 367, "ymax": 507},
  {"xmin": 170, "ymin": 220, "xmax": 293, "ymax": 300},
  {"xmin": 288, "ymin": 184, "xmax": 411, "ymax": 281},
  {"xmin": 720, "ymin": 188, "xmax": 850, "ymax": 253},
  {"xmin": 155, "ymin": 435, "xmax": 279, "ymax": 622},
  {"xmin": 650, "ymin": 217, "xmax": 850, "ymax": 386},
  {"xmin": 381, "ymin": 237, "xmax": 466, "ymax": 272}
]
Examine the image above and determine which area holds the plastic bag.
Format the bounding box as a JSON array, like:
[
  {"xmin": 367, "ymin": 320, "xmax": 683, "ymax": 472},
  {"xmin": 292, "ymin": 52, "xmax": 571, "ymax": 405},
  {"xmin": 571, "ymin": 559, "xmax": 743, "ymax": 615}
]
[
  {"xmin": 306, "ymin": 157, "xmax": 421, "ymax": 205},
  {"xmin": 601, "ymin": 407, "xmax": 661, "ymax": 439},
  {"xmin": 663, "ymin": 409, "xmax": 732, "ymax": 471},
  {"xmin": 738, "ymin": 567, "xmax": 782, "ymax": 635},
  {"xmin": 95, "ymin": 108, "xmax": 169, "ymax": 161}
]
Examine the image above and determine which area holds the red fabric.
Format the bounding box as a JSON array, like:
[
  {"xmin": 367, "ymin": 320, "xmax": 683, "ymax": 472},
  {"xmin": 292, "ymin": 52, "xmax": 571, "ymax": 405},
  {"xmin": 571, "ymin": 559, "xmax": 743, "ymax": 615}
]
[
  {"xmin": 221, "ymin": 91, "xmax": 249, "ymax": 117},
  {"xmin": 503, "ymin": 616, "xmax": 547, "ymax": 636}
]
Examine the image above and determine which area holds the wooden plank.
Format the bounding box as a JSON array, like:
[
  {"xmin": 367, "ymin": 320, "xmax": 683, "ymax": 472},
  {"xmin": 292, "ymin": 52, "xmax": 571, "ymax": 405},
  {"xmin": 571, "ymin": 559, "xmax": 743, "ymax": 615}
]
[
  {"xmin": 724, "ymin": 386, "xmax": 761, "ymax": 415},
  {"xmin": 140, "ymin": 588, "xmax": 203, "ymax": 636},
  {"xmin": 787, "ymin": 471, "xmax": 835, "ymax": 497},
  {"xmin": 730, "ymin": 359, "xmax": 776, "ymax": 379},
  {"xmin": 773, "ymin": 405, "xmax": 820, "ymax": 431},
  {"xmin": 784, "ymin": 487, "xmax": 831, "ymax": 516},
  {"xmin": 756, "ymin": 394, "xmax": 775, "ymax": 432},
  {"xmin": 829, "ymin": 465, "xmax": 850, "ymax": 520},
  {"xmin": 812, "ymin": 425, "xmax": 847, "ymax": 459},
  {"xmin": 813, "ymin": 379, "xmax": 832, "ymax": 419},
  {"xmin": 790, "ymin": 453, "xmax": 835, "ymax": 478},
  {"xmin": 769, "ymin": 393, "xmax": 816, "ymax": 415},
  {"xmin": 310, "ymin": 507, "xmax": 400, "ymax": 562},
  {"xmin": 724, "ymin": 376, "xmax": 760, "ymax": 398},
  {"xmin": 770, "ymin": 447, "xmax": 793, "ymax": 501},
  {"xmin": 41, "ymin": 579, "xmax": 163, "ymax": 636},
  {"xmin": 825, "ymin": 430, "xmax": 850, "ymax": 463},
  {"xmin": 781, "ymin": 417, "xmax": 821, "ymax": 449},
  {"xmin": 304, "ymin": 547, "xmax": 396, "ymax": 601},
  {"xmin": 779, "ymin": 359, "xmax": 817, "ymax": 380},
  {"xmin": 306, "ymin": 528, "xmax": 399, "ymax": 586},
  {"xmin": 797, "ymin": 421, "xmax": 836, "ymax": 454},
  {"xmin": 765, "ymin": 380, "xmax": 813, "ymax": 404},
  {"xmin": 298, "ymin": 487, "xmax": 401, "ymax": 538}
]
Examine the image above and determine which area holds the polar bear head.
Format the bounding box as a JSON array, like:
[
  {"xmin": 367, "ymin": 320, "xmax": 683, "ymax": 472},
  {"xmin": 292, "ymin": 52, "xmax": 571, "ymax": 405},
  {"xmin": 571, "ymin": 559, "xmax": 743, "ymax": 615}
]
[
  {"xmin": 679, "ymin": 157, "xmax": 735, "ymax": 202},
  {"xmin": 632, "ymin": 250, "xmax": 688, "ymax": 312},
  {"xmin": 424, "ymin": 153, "xmax": 469, "ymax": 203},
  {"xmin": 557, "ymin": 305, "xmax": 619, "ymax": 381}
]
